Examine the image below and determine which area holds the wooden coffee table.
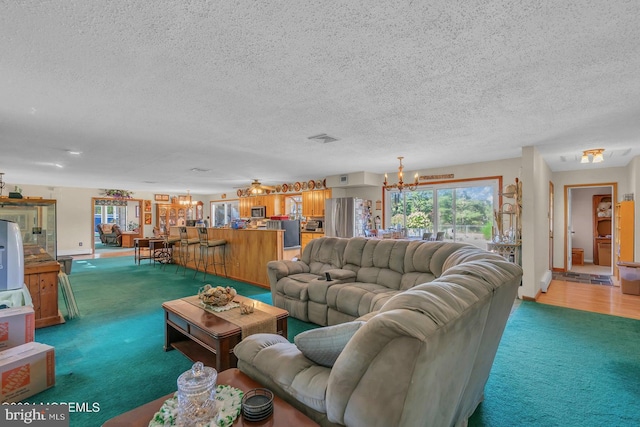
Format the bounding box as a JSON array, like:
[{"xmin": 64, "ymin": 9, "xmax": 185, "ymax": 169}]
[
  {"xmin": 102, "ymin": 368, "xmax": 319, "ymax": 426},
  {"xmin": 163, "ymin": 295, "xmax": 288, "ymax": 371}
]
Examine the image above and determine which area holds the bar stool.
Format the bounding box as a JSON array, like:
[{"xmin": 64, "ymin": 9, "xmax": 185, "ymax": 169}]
[
  {"xmin": 195, "ymin": 227, "xmax": 227, "ymax": 281},
  {"xmin": 176, "ymin": 227, "xmax": 199, "ymax": 275}
]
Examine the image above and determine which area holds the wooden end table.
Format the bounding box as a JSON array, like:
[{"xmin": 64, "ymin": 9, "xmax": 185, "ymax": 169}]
[
  {"xmin": 101, "ymin": 368, "xmax": 319, "ymax": 426},
  {"xmin": 163, "ymin": 295, "xmax": 288, "ymax": 372}
]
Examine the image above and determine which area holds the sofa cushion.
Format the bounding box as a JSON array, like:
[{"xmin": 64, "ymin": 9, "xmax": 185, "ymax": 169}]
[
  {"xmin": 294, "ymin": 321, "xmax": 365, "ymax": 367},
  {"xmin": 303, "ymin": 237, "xmax": 348, "ymax": 275},
  {"xmin": 275, "ymin": 273, "xmax": 318, "ymax": 301},
  {"xmin": 101, "ymin": 224, "xmax": 113, "ymax": 233},
  {"xmin": 327, "ymin": 283, "xmax": 396, "ymax": 318}
]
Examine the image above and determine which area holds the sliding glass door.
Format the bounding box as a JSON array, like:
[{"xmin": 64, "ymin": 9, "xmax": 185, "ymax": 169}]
[{"xmin": 386, "ymin": 179, "xmax": 497, "ymax": 249}]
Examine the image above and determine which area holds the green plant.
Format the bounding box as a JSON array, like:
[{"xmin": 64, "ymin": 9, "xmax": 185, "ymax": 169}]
[
  {"xmin": 406, "ymin": 211, "xmax": 431, "ymax": 229},
  {"xmin": 103, "ymin": 189, "xmax": 133, "ymax": 198},
  {"xmin": 482, "ymin": 221, "xmax": 493, "ymax": 240}
]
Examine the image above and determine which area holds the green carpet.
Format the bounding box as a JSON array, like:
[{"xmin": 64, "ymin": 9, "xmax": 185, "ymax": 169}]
[
  {"xmin": 25, "ymin": 257, "xmax": 316, "ymax": 426},
  {"xmin": 469, "ymin": 302, "xmax": 640, "ymax": 426},
  {"xmin": 24, "ymin": 257, "xmax": 640, "ymax": 426}
]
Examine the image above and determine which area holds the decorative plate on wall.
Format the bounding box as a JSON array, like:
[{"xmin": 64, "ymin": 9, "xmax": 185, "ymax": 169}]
[
  {"xmin": 301, "ymin": 181, "xmax": 308, "ymax": 190},
  {"xmin": 276, "ymin": 185, "xmax": 281, "ymax": 193},
  {"xmin": 316, "ymin": 180, "xmax": 322, "ymax": 189},
  {"xmin": 282, "ymin": 184, "xmax": 288, "ymax": 193},
  {"xmin": 294, "ymin": 182, "xmax": 301, "ymax": 192},
  {"xmin": 308, "ymin": 180, "xmax": 315, "ymax": 190},
  {"xmin": 237, "ymin": 189, "xmax": 243, "ymax": 197}
]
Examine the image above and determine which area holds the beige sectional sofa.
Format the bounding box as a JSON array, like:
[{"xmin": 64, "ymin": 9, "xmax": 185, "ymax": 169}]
[
  {"xmin": 269, "ymin": 236, "xmax": 508, "ymax": 326},
  {"xmin": 235, "ymin": 237, "xmax": 523, "ymax": 426}
]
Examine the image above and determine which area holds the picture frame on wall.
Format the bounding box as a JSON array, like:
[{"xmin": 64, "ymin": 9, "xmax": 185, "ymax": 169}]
[
  {"xmin": 144, "ymin": 200, "xmax": 152, "ymax": 212},
  {"xmin": 154, "ymin": 194, "xmax": 169, "ymax": 202},
  {"xmin": 144, "ymin": 213, "xmax": 152, "ymax": 225}
]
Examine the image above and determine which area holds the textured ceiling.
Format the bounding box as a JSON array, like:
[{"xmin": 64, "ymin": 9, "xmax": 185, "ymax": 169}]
[{"xmin": 1, "ymin": 1, "xmax": 639, "ymax": 195}]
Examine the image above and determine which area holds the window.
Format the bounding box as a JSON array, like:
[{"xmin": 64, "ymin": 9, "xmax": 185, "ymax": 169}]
[
  {"xmin": 211, "ymin": 201, "xmax": 239, "ymax": 227},
  {"xmin": 386, "ymin": 178, "xmax": 499, "ymax": 249}
]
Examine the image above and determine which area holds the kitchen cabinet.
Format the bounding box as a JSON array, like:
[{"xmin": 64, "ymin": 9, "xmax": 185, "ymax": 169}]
[
  {"xmin": 593, "ymin": 194, "xmax": 612, "ymax": 266},
  {"xmin": 156, "ymin": 202, "xmax": 203, "ymax": 234},
  {"xmin": 239, "ymin": 198, "xmax": 251, "ymax": 219},
  {"xmin": 303, "ymin": 189, "xmax": 331, "ymax": 217},
  {"xmin": 301, "ymin": 231, "xmax": 323, "ymax": 252},
  {"xmin": 614, "ymin": 200, "xmax": 634, "ymax": 279},
  {"xmin": 239, "ymin": 194, "xmax": 281, "ymax": 218}
]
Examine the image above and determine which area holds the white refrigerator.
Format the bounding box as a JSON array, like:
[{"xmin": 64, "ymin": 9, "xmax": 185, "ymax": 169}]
[{"xmin": 324, "ymin": 198, "xmax": 371, "ymax": 238}]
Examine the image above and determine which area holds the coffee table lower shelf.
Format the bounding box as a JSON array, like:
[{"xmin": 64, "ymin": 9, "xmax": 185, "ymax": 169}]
[{"xmin": 166, "ymin": 329, "xmax": 236, "ymax": 369}]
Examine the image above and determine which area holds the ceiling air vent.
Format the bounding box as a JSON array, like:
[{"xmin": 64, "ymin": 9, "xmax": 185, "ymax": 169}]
[{"xmin": 308, "ymin": 134, "xmax": 339, "ymax": 144}]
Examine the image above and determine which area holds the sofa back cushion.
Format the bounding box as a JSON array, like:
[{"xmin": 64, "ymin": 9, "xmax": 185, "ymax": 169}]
[{"xmin": 302, "ymin": 237, "xmax": 348, "ymax": 275}]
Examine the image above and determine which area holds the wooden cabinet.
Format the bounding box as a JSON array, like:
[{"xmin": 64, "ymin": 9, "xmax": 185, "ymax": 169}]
[
  {"xmin": 615, "ymin": 200, "xmax": 634, "ymax": 279},
  {"xmin": 593, "ymin": 194, "xmax": 613, "ymax": 265},
  {"xmin": 239, "ymin": 198, "xmax": 251, "ymax": 219},
  {"xmin": 156, "ymin": 202, "xmax": 203, "ymax": 233},
  {"xmin": 238, "ymin": 195, "xmax": 282, "ymax": 218},
  {"xmin": 25, "ymin": 261, "xmax": 63, "ymax": 328},
  {"xmin": 302, "ymin": 189, "xmax": 331, "ymax": 217},
  {"xmin": 301, "ymin": 231, "xmax": 323, "ymax": 252}
]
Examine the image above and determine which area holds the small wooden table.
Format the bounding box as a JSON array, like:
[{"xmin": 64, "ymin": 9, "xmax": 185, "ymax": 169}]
[
  {"xmin": 163, "ymin": 295, "xmax": 288, "ymax": 372},
  {"xmin": 134, "ymin": 238, "xmax": 165, "ymax": 265},
  {"xmin": 120, "ymin": 231, "xmax": 140, "ymax": 248},
  {"xmin": 101, "ymin": 368, "xmax": 319, "ymax": 426}
]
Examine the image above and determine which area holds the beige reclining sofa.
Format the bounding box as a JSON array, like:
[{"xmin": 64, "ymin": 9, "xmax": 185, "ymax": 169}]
[{"xmin": 234, "ymin": 237, "xmax": 523, "ymax": 426}]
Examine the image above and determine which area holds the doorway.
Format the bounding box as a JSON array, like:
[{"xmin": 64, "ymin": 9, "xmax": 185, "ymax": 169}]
[
  {"xmin": 565, "ymin": 183, "xmax": 616, "ymax": 278},
  {"xmin": 91, "ymin": 197, "xmax": 142, "ymax": 252}
]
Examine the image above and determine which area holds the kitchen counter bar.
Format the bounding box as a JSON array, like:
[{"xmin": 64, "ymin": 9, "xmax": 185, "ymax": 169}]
[{"xmin": 169, "ymin": 226, "xmax": 285, "ymax": 288}]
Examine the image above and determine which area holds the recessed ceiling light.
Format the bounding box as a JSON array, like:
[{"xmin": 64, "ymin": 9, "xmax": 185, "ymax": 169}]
[{"xmin": 66, "ymin": 150, "xmax": 82, "ymax": 155}]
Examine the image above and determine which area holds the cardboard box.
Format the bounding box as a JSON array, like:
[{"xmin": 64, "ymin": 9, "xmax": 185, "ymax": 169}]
[
  {"xmin": 0, "ymin": 306, "xmax": 35, "ymax": 351},
  {"xmin": 618, "ymin": 262, "xmax": 640, "ymax": 296},
  {"xmin": 0, "ymin": 342, "xmax": 55, "ymax": 403}
]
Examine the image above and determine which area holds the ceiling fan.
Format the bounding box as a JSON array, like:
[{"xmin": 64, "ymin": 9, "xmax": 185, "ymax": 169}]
[{"xmin": 235, "ymin": 179, "xmax": 275, "ymax": 196}]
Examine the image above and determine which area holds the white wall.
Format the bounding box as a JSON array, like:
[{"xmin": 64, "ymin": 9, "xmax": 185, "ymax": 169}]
[
  {"xmin": 328, "ymin": 158, "xmax": 522, "ymax": 229},
  {"xmin": 3, "ymin": 183, "xmax": 202, "ymax": 256},
  {"xmin": 519, "ymin": 146, "xmax": 552, "ymax": 299}
]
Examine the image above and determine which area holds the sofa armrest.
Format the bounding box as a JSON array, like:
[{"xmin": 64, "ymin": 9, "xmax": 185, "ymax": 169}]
[
  {"xmin": 308, "ymin": 270, "xmax": 357, "ymax": 305},
  {"xmin": 235, "ymin": 333, "xmax": 331, "ymax": 414},
  {"xmin": 325, "ymin": 269, "xmax": 356, "ymax": 281},
  {"xmin": 267, "ymin": 260, "xmax": 310, "ymax": 282}
]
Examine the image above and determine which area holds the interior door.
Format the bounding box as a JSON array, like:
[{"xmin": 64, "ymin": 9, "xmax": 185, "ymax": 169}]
[
  {"xmin": 549, "ymin": 181, "xmax": 554, "ymax": 270},
  {"xmin": 566, "ymin": 188, "xmax": 573, "ymax": 271}
]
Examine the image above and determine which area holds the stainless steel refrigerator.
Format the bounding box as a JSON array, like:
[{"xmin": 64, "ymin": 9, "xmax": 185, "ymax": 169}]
[{"xmin": 324, "ymin": 198, "xmax": 371, "ymax": 238}]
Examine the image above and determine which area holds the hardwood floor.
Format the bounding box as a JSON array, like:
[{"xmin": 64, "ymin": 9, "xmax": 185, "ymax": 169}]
[
  {"xmin": 73, "ymin": 249, "xmax": 134, "ymax": 260},
  {"xmin": 537, "ymin": 279, "xmax": 640, "ymax": 320}
]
